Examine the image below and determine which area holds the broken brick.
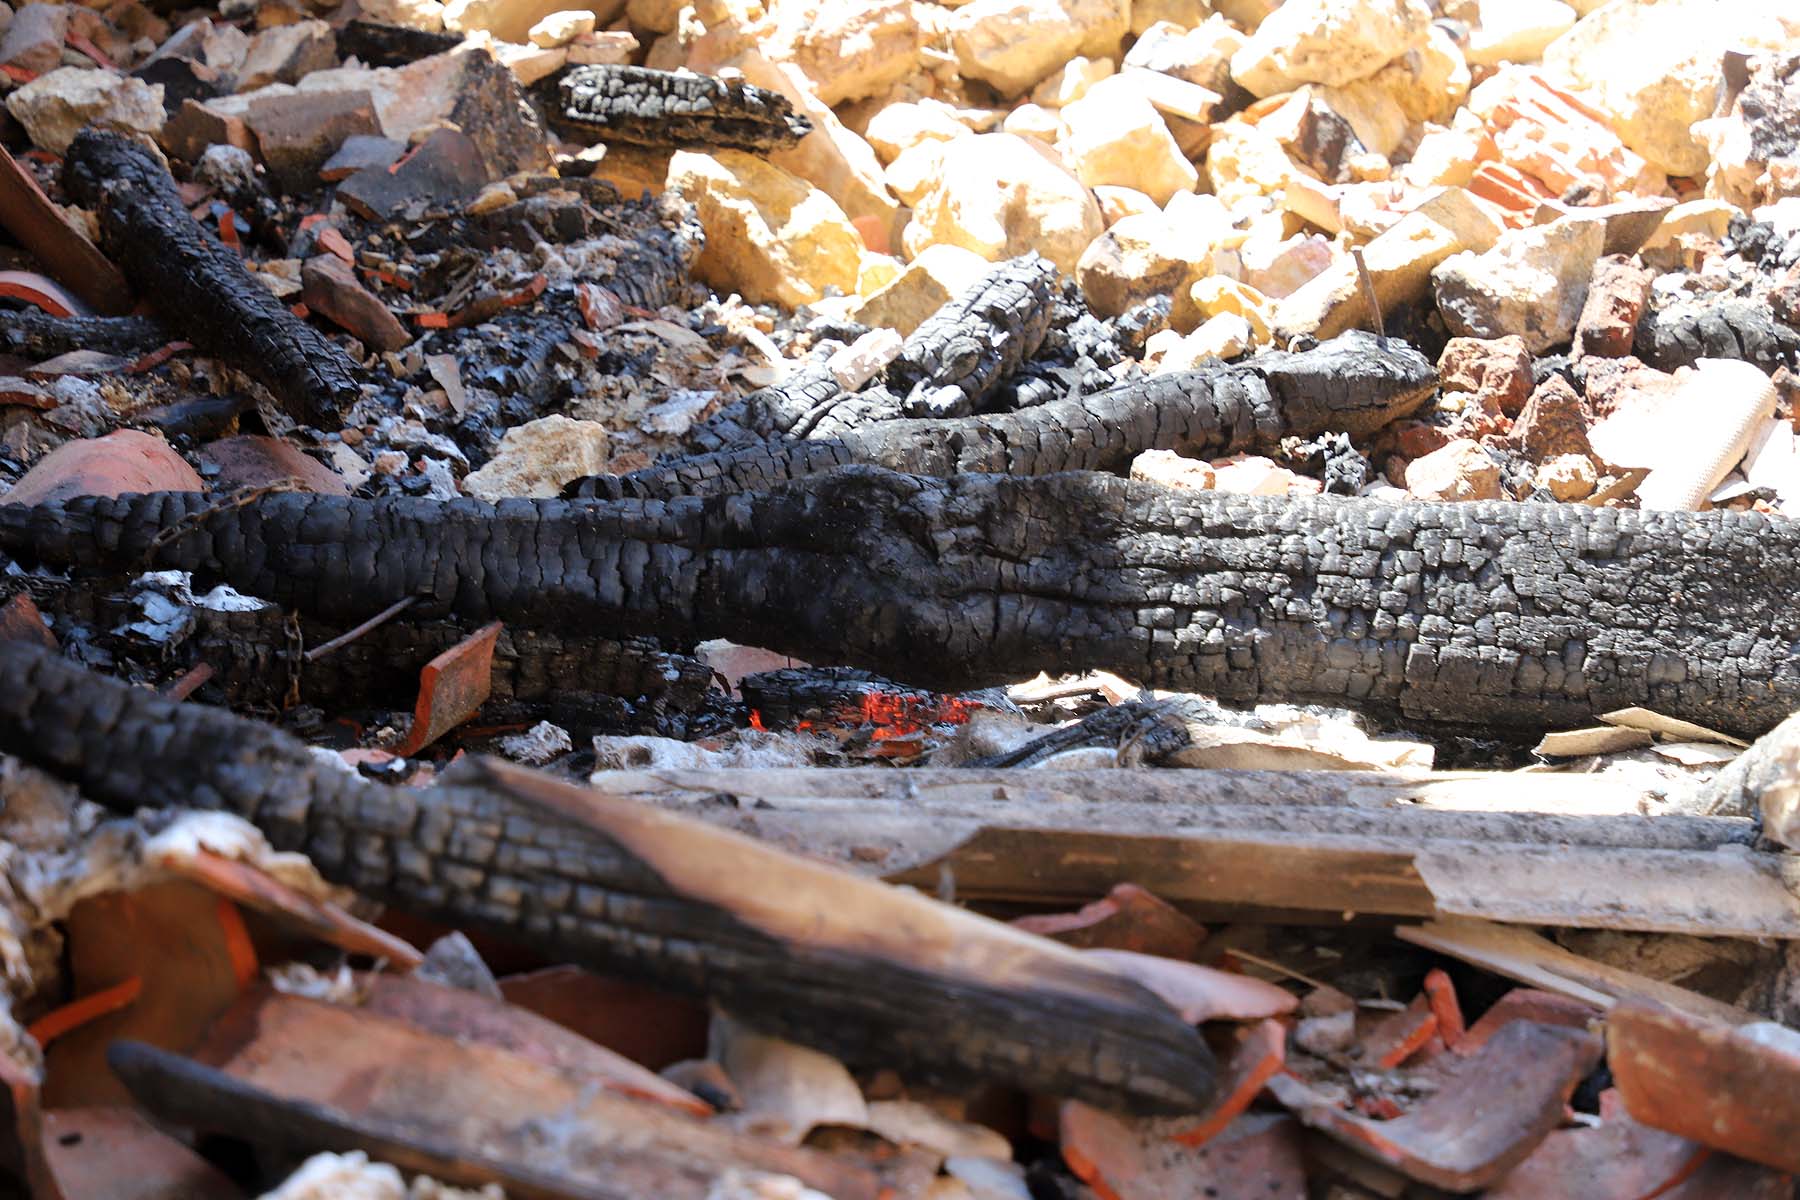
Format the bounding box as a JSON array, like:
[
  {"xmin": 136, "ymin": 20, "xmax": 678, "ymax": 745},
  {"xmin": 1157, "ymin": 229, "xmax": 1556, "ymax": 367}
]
[
  {"xmin": 1013, "ymin": 884, "xmax": 1207, "ymax": 959},
  {"xmin": 1438, "ymin": 334, "xmax": 1534, "ymax": 418},
  {"xmin": 337, "ymin": 126, "xmax": 490, "ymax": 221},
  {"xmin": 1607, "ymin": 999, "xmax": 1800, "ymax": 1175},
  {"xmin": 197, "ymin": 434, "xmax": 351, "ymax": 495},
  {"xmin": 1510, "ymin": 374, "xmax": 1595, "ymax": 464},
  {"xmin": 245, "ymin": 87, "xmax": 381, "ymax": 196},
  {"xmin": 158, "ymin": 97, "xmax": 255, "ymax": 163},
  {"xmin": 1573, "ymin": 254, "xmax": 1655, "ymax": 360},
  {"xmin": 301, "ymin": 253, "xmax": 412, "ymax": 353}
]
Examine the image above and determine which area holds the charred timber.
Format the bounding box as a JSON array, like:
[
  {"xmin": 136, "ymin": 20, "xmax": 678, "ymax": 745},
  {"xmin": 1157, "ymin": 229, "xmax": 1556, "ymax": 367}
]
[
  {"xmin": 6, "ymin": 467, "xmax": 1800, "ymax": 735},
  {"xmin": 555, "ymin": 66, "xmax": 812, "ymax": 152},
  {"xmin": 61, "ymin": 131, "xmax": 359, "ymax": 429},
  {"xmin": 1635, "ymin": 299, "xmax": 1800, "ymax": 373},
  {"xmin": 570, "ymin": 329, "xmax": 1435, "ymax": 499},
  {"xmin": 0, "ymin": 640, "xmax": 1218, "ymax": 1114},
  {"xmin": 0, "ymin": 309, "xmax": 169, "ymax": 359},
  {"xmin": 888, "ymin": 253, "xmax": 1059, "ymax": 418}
]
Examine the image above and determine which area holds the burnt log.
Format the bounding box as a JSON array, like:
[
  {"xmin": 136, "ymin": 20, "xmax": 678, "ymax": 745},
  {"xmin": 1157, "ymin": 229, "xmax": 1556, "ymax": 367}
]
[
  {"xmin": 1635, "ymin": 298, "xmax": 1800, "ymax": 372},
  {"xmin": 686, "ymin": 362, "xmax": 845, "ymax": 451},
  {"xmin": 888, "ymin": 253, "xmax": 1060, "ymax": 417},
  {"xmin": 5, "ymin": 467, "xmax": 1800, "ymax": 735},
  {"xmin": 61, "ymin": 131, "xmax": 360, "ymax": 429},
  {"xmin": 570, "ymin": 329, "xmax": 1436, "ymax": 499},
  {"xmin": 0, "ymin": 640, "xmax": 1219, "ymax": 1114},
  {"xmin": 0, "ymin": 309, "xmax": 170, "ymax": 359},
  {"xmin": 555, "ymin": 66, "xmax": 812, "ymax": 152}
]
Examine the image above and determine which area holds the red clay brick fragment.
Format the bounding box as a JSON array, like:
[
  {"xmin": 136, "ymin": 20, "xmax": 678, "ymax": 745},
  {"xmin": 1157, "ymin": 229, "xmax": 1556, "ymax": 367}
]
[
  {"xmin": 1013, "ymin": 883, "xmax": 1207, "ymax": 959},
  {"xmin": 1272, "ymin": 1019, "xmax": 1602, "ymax": 1191},
  {"xmin": 1608, "ymin": 999, "xmax": 1800, "ymax": 1174},
  {"xmin": 4, "ymin": 430, "xmax": 203, "ymax": 506}
]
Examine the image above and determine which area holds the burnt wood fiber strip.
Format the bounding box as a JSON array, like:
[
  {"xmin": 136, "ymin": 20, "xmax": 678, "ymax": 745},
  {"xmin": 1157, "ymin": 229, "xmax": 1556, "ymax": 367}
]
[{"xmin": 555, "ymin": 65, "xmax": 813, "ymax": 151}]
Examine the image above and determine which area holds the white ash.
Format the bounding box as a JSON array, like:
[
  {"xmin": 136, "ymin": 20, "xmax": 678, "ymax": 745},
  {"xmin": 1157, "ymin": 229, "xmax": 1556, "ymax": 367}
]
[
  {"xmin": 268, "ymin": 961, "xmax": 363, "ymax": 1004},
  {"xmin": 499, "ymin": 720, "xmax": 573, "ymax": 765},
  {"xmin": 591, "ymin": 729, "xmax": 826, "ymax": 773},
  {"xmin": 257, "ymin": 1151, "xmax": 503, "ymax": 1200},
  {"xmin": 639, "ymin": 388, "xmax": 718, "ymax": 436}
]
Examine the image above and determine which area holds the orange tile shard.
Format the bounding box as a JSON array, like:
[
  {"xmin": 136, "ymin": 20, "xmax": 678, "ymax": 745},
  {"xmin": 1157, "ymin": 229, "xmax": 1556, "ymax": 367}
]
[{"xmin": 393, "ymin": 621, "xmax": 503, "ymax": 756}]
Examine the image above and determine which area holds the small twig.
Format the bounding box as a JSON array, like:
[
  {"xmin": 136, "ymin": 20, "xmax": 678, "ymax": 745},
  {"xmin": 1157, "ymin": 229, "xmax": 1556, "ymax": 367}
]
[
  {"xmin": 304, "ymin": 594, "xmax": 420, "ymax": 662},
  {"xmin": 1351, "ymin": 246, "xmax": 1385, "ymax": 346},
  {"xmin": 1225, "ymin": 947, "xmax": 1332, "ymax": 993},
  {"xmin": 139, "ymin": 480, "xmax": 302, "ymax": 568}
]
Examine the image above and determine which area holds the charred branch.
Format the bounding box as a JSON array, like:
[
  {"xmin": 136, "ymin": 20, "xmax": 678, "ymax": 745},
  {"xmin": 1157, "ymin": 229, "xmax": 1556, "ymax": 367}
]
[
  {"xmin": 6, "ymin": 466, "xmax": 1800, "ymax": 735},
  {"xmin": 571, "ymin": 329, "xmax": 1436, "ymax": 499},
  {"xmin": 0, "ymin": 309, "xmax": 170, "ymax": 359},
  {"xmin": 1, "ymin": 641, "xmax": 1219, "ymax": 1114},
  {"xmin": 887, "ymin": 253, "xmax": 1060, "ymax": 418},
  {"xmin": 554, "ymin": 66, "xmax": 813, "ymax": 152},
  {"xmin": 61, "ymin": 131, "xmax": 360, "ymax": 429}
]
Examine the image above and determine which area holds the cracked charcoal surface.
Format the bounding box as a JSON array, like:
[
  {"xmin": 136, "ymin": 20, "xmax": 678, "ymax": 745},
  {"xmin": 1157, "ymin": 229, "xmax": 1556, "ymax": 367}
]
[
  {"xmin": 6, "ymin": 464, "xmax": 1799, "ymax": 736},
  {"xmin": 556, "ymin": 65, "xmax": 813, "ymax": 152},
  {"xmin": 62, "ymin": 131, "xmax": 361, "ymax": 430},
  {"xmin": 0, "ymin": 310, "xmax": 170, "ymax": 359},
  {"xmin": 568, "ymin": 329, "xmax": 1436, "ymax": 499},
  {"xmin": 1635, "ymin": 298, "xmax": 1800, "ymax": 373},
  {"xmin": 887, "ymin": 254, "xmax": 1061, "ymax": 418},
  {"xmin": 0, "ymin": 638, "xmax": 1217, "ymax": 1114}
]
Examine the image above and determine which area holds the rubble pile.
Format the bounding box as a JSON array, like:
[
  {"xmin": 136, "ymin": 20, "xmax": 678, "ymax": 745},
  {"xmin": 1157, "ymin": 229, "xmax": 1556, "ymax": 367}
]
[{"xmin": 0, "ymin": 0, "xmax": 1797, "ymax": 1195}]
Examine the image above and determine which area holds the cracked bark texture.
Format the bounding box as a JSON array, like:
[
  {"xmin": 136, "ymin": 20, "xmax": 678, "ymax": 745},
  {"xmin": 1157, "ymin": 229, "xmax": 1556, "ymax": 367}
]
[
  {"xmin": 61, "ymin": 131, "xmax": 360, "ymax": 429},
  {"xmin": 0, "ymin": 310, "xmax": 170, "ymax": 359},
  {"xmin": 888, "ymin": 254, "xmax": 1060, "ymax": 418},
  {"xmin": 1636, "ymin": 299, "xmax": 1800, "ymax": 372},
  {"xmin": 6, "ymin": 466, "xmax": 1799, "ymax": 734},
  {"xmin": 556, "ymin": 66, "xmax": 812, "ymax": 151},
  {"xmin": 0, "ymin": 640, "xmax": 1218, "ymax": 1114},
  {"xmin": 571, "ymin": 329, "xmax": 1436, "ymax": 500}
]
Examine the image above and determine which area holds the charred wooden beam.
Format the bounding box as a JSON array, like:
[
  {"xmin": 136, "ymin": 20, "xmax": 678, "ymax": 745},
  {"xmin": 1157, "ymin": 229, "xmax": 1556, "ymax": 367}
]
[
  {"xmin": 8, "ymin": 467, "xmax": 1795, "ymax": 734},
  {"xmin": 686, "ymin": 361, "xmax": 845, "ymax": 452},
  {"xmin": 61, "ymin": 131, "xmax": 360, "ymax": 429},
  {"xmin": 888, "ymin": 253, "xmax": 1060, "ymax": 418},
  {"xmin": 554, "ymin": 66, "xmax": 812, "ymax": 152},
  {"xmin": 0, "ymin": 641, "xmax": 1219, "ymax": 1114},
  {"xmin": 570, "ymin": 330, "xmax": 1435, "ymax": 499},
  {"xmin": 689, "ymin": 257, "xmax": 1064, "ymax": 449},
  {"xmin": 0, "ymin": 309, "xmax": 169, "ymax": 359}
]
